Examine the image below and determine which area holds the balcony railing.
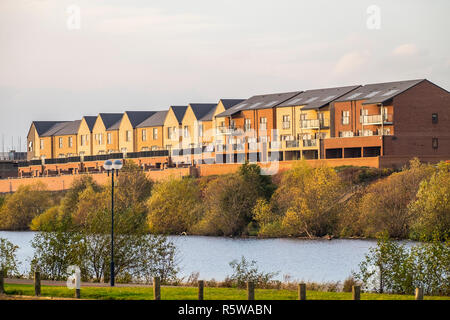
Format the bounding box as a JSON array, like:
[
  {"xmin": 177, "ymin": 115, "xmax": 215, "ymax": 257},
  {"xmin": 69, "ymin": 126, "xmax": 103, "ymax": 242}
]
[
  {"xmin": 300, "ymin": 118, "xmax": 330, "ymax": 129},
  {"xmin": 362, "ymin": 114, "xmax": 393, "ymax": 125},
  {"xmin": 286, "ymin": 140, "xmax": 299, "ymax": 148},
  {"xmin": 282, "ymin": 121, "xmax": 290, "ymax": 129},
  {"xmin": 270, "ymin": 141, "xmax": 283, "ymax": 149},
  {"xmin": 302, "ymin": 139, "xmax": 317, "ymax": 147},
  {"xmin": 216, "ymin": 126, "xmax": 236, "ymax": 135},
  {"xmin": 248, "ymin": 142, "xmax": 259, "ymax": 151}
]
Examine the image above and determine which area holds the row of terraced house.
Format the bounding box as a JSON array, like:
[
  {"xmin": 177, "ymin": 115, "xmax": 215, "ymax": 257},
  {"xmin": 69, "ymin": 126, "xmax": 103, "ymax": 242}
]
[{"xmin": 21, "ymin": 79, "xmax": 450, "ymax": 176}]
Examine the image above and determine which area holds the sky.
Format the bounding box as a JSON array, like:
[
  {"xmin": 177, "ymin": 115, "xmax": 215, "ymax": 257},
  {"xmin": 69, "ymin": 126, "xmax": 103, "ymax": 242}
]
[{"xmin": 1, "ymin": 0, "xmax": 449, "ymax": 151}]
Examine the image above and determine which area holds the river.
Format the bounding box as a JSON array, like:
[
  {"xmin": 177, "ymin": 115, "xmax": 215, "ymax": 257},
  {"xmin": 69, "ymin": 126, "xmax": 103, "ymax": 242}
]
[{"xmin": 0, "ymin": 231, "xmax": 408, "ymax": 283}]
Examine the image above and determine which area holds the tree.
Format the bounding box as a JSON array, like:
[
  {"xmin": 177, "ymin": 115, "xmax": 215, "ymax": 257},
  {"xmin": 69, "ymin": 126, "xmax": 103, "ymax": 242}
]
[
  {"xmin": 275, "ymin": 161, "xmax": 344, "ymax": 237},
  {"xmin": 358, "ymin": 159, "xmax": 434, "ymax": 238},
  {"xmin": 147, "ymin": 178, "xmax": 203, "ymax": 234},
  {"xmin": 0, "ymin": 237, "xmax": 20, "ymax": 277},
  {"xmin": 252, "ymin": 198, "xmax": 285, "ymax": 237},
  {"xmin": 409, "ymin": 162, "xmax": 450, "ymax": 240},
  {"xmin": 0, "ymin": 182, "xmax": 52, "ymax": 230}
]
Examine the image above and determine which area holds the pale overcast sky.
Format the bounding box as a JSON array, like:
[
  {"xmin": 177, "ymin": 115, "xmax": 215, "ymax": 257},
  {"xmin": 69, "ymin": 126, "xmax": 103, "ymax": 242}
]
[{"xmin": 1, "ymin": 0, "xmax": 449, "ymax": 151}]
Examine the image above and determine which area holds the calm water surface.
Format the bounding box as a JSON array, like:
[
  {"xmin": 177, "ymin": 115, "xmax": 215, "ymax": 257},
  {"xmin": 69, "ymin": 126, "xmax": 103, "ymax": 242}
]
[{"xmin": 0, "ymin": 231, "xmax": 401, "ymax": 282}]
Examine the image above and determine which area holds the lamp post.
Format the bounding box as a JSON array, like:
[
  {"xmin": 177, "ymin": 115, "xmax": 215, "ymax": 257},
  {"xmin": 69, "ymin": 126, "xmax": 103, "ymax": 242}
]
[{"xmin": 103, "ymin": 159, "xmax": 123, "ymax": 287}]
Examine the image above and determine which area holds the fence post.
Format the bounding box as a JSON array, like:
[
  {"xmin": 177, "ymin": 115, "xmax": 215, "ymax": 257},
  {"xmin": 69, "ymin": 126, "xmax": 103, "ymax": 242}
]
[
  {"xmin": 298, "ymin": 283, "xmax": 306, "ymax": 300},
  {"xmin": 198, "ymin": 280, "xmax": 204, "ymax": 300},
  {"xmin": 415, "ymin": 288, "xmax": 423, "ymax": 300},
  {"xmin": 75, "ymin": 271, "xmax": 81, "ymax": 299},
  {"xmin": 34, "ymin": 271, "xmax": 41, "ymax": 296},
  {"xmin": 247, "ymin": 281, "xmax": 255, "ymax": 300},
  {"xmin": 0, "ymin": 270, "xmax": 4, "ymax": 294},
  {"xmin": 352, "ymin": 285, "xmax": 360, "ymax": 300},
  {"xmin": 153, "ymin": 277, "xmax": 161, "ymax": 300}
]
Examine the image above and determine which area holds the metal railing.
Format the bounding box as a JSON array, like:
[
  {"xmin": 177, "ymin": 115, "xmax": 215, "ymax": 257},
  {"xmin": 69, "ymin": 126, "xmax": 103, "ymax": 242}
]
[
  {"xmin": 286, "ymin": 140, "xmax": 299, "ymax": 148},
  {"xmin": 362, "ymin": 114, "xmax": 393, "ymax": 124},
  {"xmin": 282, "ymin": 121, "xmax": 290, "ymax": 129},
  {"xmin": 300, "ymin": 118, "xmax": 329, "ymax": 129},
  {"xmin": 303, "ymin": 139, "xmax": 317, "ymax": 147}
]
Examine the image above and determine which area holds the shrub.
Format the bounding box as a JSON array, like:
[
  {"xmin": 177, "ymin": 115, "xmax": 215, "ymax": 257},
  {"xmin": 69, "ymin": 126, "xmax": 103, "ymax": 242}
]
[{"xmin": 227, "ymin": 256, "xmax": 279, "ymax": 288}]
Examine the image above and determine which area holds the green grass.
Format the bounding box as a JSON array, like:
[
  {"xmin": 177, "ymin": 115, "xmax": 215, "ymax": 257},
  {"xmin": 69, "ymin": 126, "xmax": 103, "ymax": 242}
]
[{"xmin": 3, "ymin": 284, "xmax": 450, "ymax": 300}]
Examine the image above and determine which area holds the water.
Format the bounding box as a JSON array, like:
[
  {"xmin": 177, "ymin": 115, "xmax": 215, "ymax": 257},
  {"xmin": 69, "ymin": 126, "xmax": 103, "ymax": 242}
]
[{"xmin": 0, "ymin": 231, "xmax": 400, "ymax": 282}]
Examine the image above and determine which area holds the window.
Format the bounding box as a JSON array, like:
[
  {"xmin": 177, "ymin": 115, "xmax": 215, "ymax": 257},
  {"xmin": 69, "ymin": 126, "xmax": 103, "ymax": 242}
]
[
  {"xmin": 342, "ymin": 111, "xmax": 350, "ymax": 125},
  {"xmin": 184, "ymin": 126, "xmax": 189, "ymax": 138},
  {"xmin": 198, "ymin": 123, "xmax": 203, "ymax": 137},
  {"xmin": 126, "ymin": 130, "xmax": 131, "ymax": 142},
  {"xmin": 153, "ymin": 128, "xmax": 158, "ymax": 140},
  {"xmin": 142, "ymin": 129, "xmax": 147, "ymax": 141},
  {"xmin": 29, "ymin": 141, "xmax": 33, "ymax": 151},
  {"xmin": 59, "ymin": 137, "xmax": 63, "ymax": 148},
  {"xmin": 81, "ymin": 135, "xmax": 86, "ymax": 146},
  {"xmin": 99, "ymin": 134, "xmax": 103, "ymax": 145},
  {"xmin": 260, "ymin": 117, "xmax": 267, "ymax": 130},
  {"xmin": 40, "ymin": 139, "xmax": 44, "ymax": 150},
  {"xmin": 230, "ymin": 120, "xmax": 236, "ymax": 129},
  {"xmin": 432, "ymin": 113, "xmax": 438, "ymax": 124},
  {"xmin": 339, "ymin": 131, "xmax": 354, "ymax": 137},
  {"xmin": 360, "ymin": 109, "xmax": 368, "ymax": 123},
  {"xmin": 107, "ymin": 133, "xmax": 112, "ymax": 145},
  {"xmin": 168, "ymin": 127, "xmax": 173, "ymax": 139},
  {"xmin": 282, "ymin": 115, "xmax": 290, "ymax": 129},
  {"xmin": 244, "ymin": 119, "xmax": 251, "ymax": 131},
  {"xmin": 432, "ymin": 138, "xmax": 438, "ymax": 149},
  {"xmin": 68, "ymin": 136, "xmax": 73, "ymax": 148}
]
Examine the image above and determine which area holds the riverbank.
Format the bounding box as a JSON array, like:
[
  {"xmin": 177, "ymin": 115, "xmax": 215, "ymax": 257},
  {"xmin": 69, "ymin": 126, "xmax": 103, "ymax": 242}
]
[{"xmin": 2, "ymin": 283, "xmax": 449, "ymax": 300}]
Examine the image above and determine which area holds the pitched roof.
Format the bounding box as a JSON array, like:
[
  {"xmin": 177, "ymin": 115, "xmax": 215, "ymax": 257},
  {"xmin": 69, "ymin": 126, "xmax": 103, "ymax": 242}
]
[
  {"xmin": 41, "ymin": 122, "xmax": 71, "ymax": 137},
  {"xmin": 189, "ymin": 103, "xmax": 217, "ymax": 121},
  {"xmin": 170, "ymin": 106, "xmax": 188, "ymax": 124},
  {"xmin": 216, "ymin": 91, "xmax": 302, "ymax": 117},
  {"xmin": 32, "ymin": 121, "xmax": 67, "ymax": 136},
  {"xmin": 220, "ymin": 99, "xmax": 246, "ymax": 110},
  {"xmin": 98, "ymin": 113, "xmax": 123, "ymax": 130},
  {"xmin": 279, "ymin": 85, "xmax": 361, "ymax": 110},
  {"xmin": 83, "ymin": 116, "xmax": 97, "ymax": 132},
  {"xmin": 52, "ymin": 120, "xmax": 82, "ymax": 136},
  {"xmin": 125, "ymin": 111, "xmax": 157, "ymax": 128},
  {"xmin": 136, "ymin": 111, "xmax": 168, "ymax": 128},
  {"xmin": 336, "ymin": 79, "xmax": 425, "ymax": 104}
]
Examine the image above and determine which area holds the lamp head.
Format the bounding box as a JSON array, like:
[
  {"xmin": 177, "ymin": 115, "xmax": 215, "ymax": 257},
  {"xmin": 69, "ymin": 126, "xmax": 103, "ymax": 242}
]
[
  {"xmin": 103, "ymin": 160, "xmax": 113, "ymax": 171},
  {"xmin": 112, "ymin": 159, "xmax": 123, "ymax": 170}
]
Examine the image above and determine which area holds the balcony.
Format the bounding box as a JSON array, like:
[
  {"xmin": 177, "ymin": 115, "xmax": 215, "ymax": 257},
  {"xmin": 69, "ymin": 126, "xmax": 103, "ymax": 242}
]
[
  {"xmin": 282, "ymin": 121, "xmax": 290, "ymax": 129},
  {"xmin": 270, "ymin": 141, "xmax": 283, "ymax": 149},
  {"xmin": 302, "ymin": 139, "xmax": 317, "ymax": 147},
  {"xmin": 362, "ymin": 114, "xmax": 393, "ymax": 125},
  {"xmin": 248, "ymin": 142, "xmax": 259, "ymax": 151},
  {"xmin": 286, "ymin": 140, "xmax": 300, "ymax": 148},
  {"xmin": 300, "ymin": 118, "xmax": 330, "ymax": 129}
]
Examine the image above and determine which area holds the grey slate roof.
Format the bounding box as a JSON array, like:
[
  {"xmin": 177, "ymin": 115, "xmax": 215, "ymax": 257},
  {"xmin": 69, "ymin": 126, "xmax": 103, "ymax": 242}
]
[
  {"xmin": 279, "ymin": 85, "xmax": 361, "ymax": 110},
  {"xmin": 136, "ymin": 111, "xmax": 168, "ymax": 128},
  {"xmin": 216, "ymin": 91, "xmax": 302, "ymax": 117},
  {"xmin": 125, "ymin": 111, "xmax": 157, "ymax": 128},
  {"xmin": 189, "ymin": 103, "xmax": 217, "ymax": 121},
  {"xmin": 83, "ymin": 116, "xmax": 97, "ymax": 132},
  {"xmin": 32, "ymin": 121, "xmax": 67, "ymax": 136},
  {"xmin": 52, "ymin": 120, "xmax": 82, "ymax": 136},
  {"xmin": 41, "ymin": 122, "xmax": 71, "ymax": 137},
  {"xmin": 170, "ymin": 106, "xmax": 188, "ymax": 124},
  {"xmin": 220, "ymin": 99, "xmax": 246, "ymax": 110},
  {"xmin": 336, "ymin": 79, "xmax": 425, "ymax": 104},
  {"xmin": 98, "ymin": 113, "xmax": 123, "ymax": 130}
]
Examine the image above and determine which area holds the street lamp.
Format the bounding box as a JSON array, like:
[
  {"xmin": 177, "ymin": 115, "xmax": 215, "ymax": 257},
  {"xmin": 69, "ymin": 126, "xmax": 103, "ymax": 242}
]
[{"xmin": 103, "ymin": 159, "xmax": 123, "ymax": 286}]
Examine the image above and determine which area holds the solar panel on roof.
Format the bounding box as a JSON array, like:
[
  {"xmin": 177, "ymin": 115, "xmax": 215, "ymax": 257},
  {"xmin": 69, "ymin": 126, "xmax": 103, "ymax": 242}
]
[
  {"xmin": 364, "ymin": 91, "xmax": 380, "ymax": 98},
  {"xmin": 382, "ymin": 89, "xmax": 399, "ymax": 96},
  {"xmin": 347, "ymin": 92, "xmax": 362, "ymax": 99},
  {"xmin": 289, "ymin": 98, "xmax": 302, "ymax": 104},
  {"xmin": 322, "ymin": 95, "xmax": 336, "ymax": 101},
  {"xmin": 304, "ymin": 97, "xmax": 318, "ymax": 103},
  {"xmin": 248, "ymin": 102, "xmax": 262, "ymax": 109},
  {"xmin": 265, "ymin": 100, "xmax": 279, "ymax": 107}
]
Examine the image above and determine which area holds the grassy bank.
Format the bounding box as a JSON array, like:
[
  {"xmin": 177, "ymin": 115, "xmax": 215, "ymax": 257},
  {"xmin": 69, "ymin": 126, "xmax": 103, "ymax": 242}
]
[{"xmin": 3, "ymin": 283, "xmax": 449, "ymax": 300}]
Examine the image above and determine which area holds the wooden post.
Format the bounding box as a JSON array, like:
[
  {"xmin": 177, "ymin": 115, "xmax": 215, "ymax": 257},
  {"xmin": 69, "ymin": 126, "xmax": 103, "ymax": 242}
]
[
  {"xmin": 34, "ymin": 271, "xmax": 41, "ymax": 296},
  {"xmin": 198, "ymin": 280, "xmax": 204, "ymax": 300},
  {"xmin": 0, "ymin": 270, "xmax": 4, "ymax": 294},
  {"xmin": 298, "ymin": 283, "xmax": 306, "ymax": 300},
  {"xmin": 153, "ymin": 277, "xmax": 161, "ymax": 300},
  {"xmin": 415, "ymin": 288, "xmax": 423, "ymax": 300},
  {"xmin": 247, "ymin": 281, "xmax": 255, "ymax": 300},
  {"xmin": 352, "ymin": 285, "xmax": 360, "ymax": 300}
]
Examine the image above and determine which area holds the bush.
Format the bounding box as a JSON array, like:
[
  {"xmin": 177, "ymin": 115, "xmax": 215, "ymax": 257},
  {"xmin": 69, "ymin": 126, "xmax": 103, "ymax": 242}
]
[
  {"xmin": 0, "ymin": 182, "xmax": 52, "ymax": 230},
  {"xmin": 147, "ymin": 178, "xmax": 203, "ymax": 234},
  {"xmin": 227, "ymin": 256, "xmax": 279, "ymax": 288},
  {"xmin": 0, "ymin": 237, "xmax": 20, "ymax": 277}
]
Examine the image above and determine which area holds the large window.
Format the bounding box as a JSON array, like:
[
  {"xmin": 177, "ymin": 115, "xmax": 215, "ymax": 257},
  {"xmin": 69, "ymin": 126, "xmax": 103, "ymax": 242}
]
[
  {"xmin": 59, "ymin": 137, "xmax": 63, "ymax": 148},
  {"xmin": 107, "ymin": 132, "xmax": 112, "ymax": 145},
  {"xmin": 260, "ymin": 117, "xmax": 267, "ymax": 130},
  {"xmin": 168, "ymin": 127, "xmax": 173, "ymax": 139},
  {"xmin": 68, "ymin": 136, "xmax": 73, "ymax": 148},
  {"xmin": 126, "ymin": 130, "xmax": 132, "ymax": 142},
  {"xmin": 198, "ymin": 123, "xmax": 203, "ymax": 137},
  {"xmin": 153, "ymin": 128, "xmax": 158, "ymax": 140},
  {"xmin": 342, "ymin": 111, "xmax": 350, "ymax": 125},
  {"xmin": 244, "ymin": 119, "xmax": 251, "ymax": 131},
  {"xmin": 282, "ymin": 115, "xmax": 290, "ymax": 129},
  {"xmin": 142, "ymin": 129, "xmax": 147, "ymax": 141},
  {"xmin": 184, "ymin": 126, "xmax": 189, "ymax": 138},
  {"xmin": 40, "ymin": 139, "xmax": 44, "ymax": 150},
  {"xmin": 81, "ymin": 135, "xmax": 86, "ymax": 146}
]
